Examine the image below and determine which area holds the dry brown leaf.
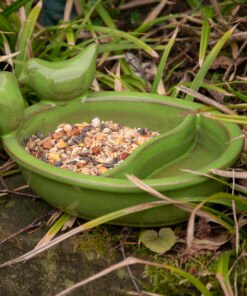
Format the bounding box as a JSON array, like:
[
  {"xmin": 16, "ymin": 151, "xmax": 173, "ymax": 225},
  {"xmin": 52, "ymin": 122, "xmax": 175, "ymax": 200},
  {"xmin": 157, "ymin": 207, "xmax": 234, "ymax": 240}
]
[
  {"xmin": 61, "ymin": 216, "xmax": 77, "ymax": 231},
  {"xmin": 64, "ymin": 0, "xmax": 74, "ymax": 21},
  {"xmin": 144, "ymin": 0, "xmax": 168, "ymax": 24},
  {"xmin": 119, "ymin": 0, "xmax": 159, "ymax": 10},
  {"xmin": 178, "ymin": 86, "xmax": 235, "ymax": 115},
  {"xmin": 114, "ymin": 62, "xmax": 122, "ymax": 91},
  {"xmin": 211, "ymin": 56, "xmax": 233, "ymax": 70},
  {"xmin": 188, "ymin": 233, "xmax": 229, "ymax": 252},
  {"xmin": 46, "ymin": 210, "xmax": 62, "ymax": 226},
  {"xmin": 0, "ymin": 51, "xmax": 20, "ymax": 63},
  {"xmin": 212, "ymin": 169, "xmax": 247, "ymax": 179},
  {"xmin": 91, "ymin": 78, "xmax": 101, "ymax": 92},
  {"xmin": 237, "ymin": 76, "xmax": 247, "ymax": 82}
]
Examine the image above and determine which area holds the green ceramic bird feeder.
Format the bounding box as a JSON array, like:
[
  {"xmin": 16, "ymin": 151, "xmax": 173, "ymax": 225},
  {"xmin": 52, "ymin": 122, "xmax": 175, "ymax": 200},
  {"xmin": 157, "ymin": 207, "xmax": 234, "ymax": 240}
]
[{"xmin": 0, "ymin": 44, "xmax": 244, "ymax": 226}]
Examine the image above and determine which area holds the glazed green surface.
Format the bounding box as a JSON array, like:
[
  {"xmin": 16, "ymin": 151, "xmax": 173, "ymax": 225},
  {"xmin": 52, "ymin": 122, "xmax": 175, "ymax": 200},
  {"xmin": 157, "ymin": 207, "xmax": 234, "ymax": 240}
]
[
  {"xmin": 1, "ymin": 91, "xmax": 244, "ymax": 226},
  {"xmin": 0, "ymin": 48, "xmax": 244, "ymax": 226},
  {"xmin": 19, "ymin": 43, "xmax": 97, "ymax": 101},
  {"xmin": 0, "ymin": 72, "xmax": 25, "ymax": 135}
]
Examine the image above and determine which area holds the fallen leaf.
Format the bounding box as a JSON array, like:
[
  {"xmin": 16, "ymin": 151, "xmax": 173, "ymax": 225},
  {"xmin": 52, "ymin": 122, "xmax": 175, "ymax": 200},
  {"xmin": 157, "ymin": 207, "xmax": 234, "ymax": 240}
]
[
  {"xmin": 139, "ymin": 228, "xmax": 176, "ymax": 254},
  {"xmin": 211, "ymin": 56, "xmax": 232, "ymax": 70},
  {"xmin": 186, "ymin": 233, "xmax": 229, "ymax": 254}
]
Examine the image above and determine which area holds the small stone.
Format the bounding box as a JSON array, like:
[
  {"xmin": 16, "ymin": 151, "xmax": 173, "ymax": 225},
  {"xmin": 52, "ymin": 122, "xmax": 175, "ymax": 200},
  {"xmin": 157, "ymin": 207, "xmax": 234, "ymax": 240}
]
[
  {"xmin": 103, "ymin": 163, "xmax": 114, "ymax": 168},
  {"xmin": 26, "ymin": 141, "xmax": 35, "ymax": 150},
  {"xmin": 55, "ymin": 127, "xmax": 64, "ymax": 133},
  {"xmin": 63, "ymin": 124, "xmax": 72, "ymax": 132},
  {"xmin": 80, "ymin": 167, "xmax": 90, "ymax": 174},
  {"xmin": 23, "ymin": 136, "xmax": 30, "ymax": 145},
  {"xmin": 80, "ymin": 157, "xmax": 91, "ymax": 163},
  {"xmin": 65, "ymin": 146, "xmax": 73, "ymax": 152},
  {"xmin": 78, "ymin": 151, "xmax": 89, "ymax": 158},
  {"xmin": 120, "ymin": 152, "xmax": 130, "ymax": 160},
  {"xmin": 35, "ymin": 131, "xmax": 44, "ymax": 139},
  {"xmin": 56, "ymin": 140, "xmax": 67, "ymax": 149},
  {"xmin": 42, "ymin": 140, "xmax": 53, "ymax": 149},
  {"xmin": 66, "ymin": 130, "xmax": 74, "ymax": 137},
  {"xmin": 84, "ymin": 136, "xmax": 92, "ymax": 148},
  {"xmin": 61, "ymin": 153, "xmax": 67, "ymax": 160},
  {"xmin": 77, "ymin": 161, "xmax": 87, "ymax": 168},
  {"xmin": 31, "ymin": 135, "xmax": 37, "ymax": 141},
  {"xmin": 53, "ymin": 131, "xmax": 65, "ymax": 140},
  {"xmin": 92, "ymin": 147, "xmax": 101, "ymax": 155},
  {"xmin": 82, "ymin": 125, "xmax": 92, "ymax": 132},
  {"xmin": 25, "ymin": 117, "xmax": 159, "ymax": 176},
  {"xmin": 96, "ymin": 133, "xmax": 106, "ymax": 141},
  {"xmin": 71, "ymin": 147, "xmax": 81, "ymax": 156},
  {"xmin": 73, "ymin": 135, "xmax": 84, "ymax": 144},
  {"xmin": 72, "ymin": 127, "xmax": 81, "ymax": 136},
  {"xmin": 41, "ymin": 153, "xmax": 47, "ymax": 162},
  {"xmin": 98, "ymin": 166, "xmax": 109, "ymax": 174},
  {"xmin": 137, "ymin": 137, "xmax": 146, "ymax": 145},
  {"xmin": 91, "ymin": 117, "xmax": 101, "ymax": 128},
  {"xmin": 48, "ymin": 152, "xmax": 60, "ymax": 161},
  {"xmin": 102, "ymin": 128, "xmax": 111, "ymax": 133},
  {"xmin": 137, "ymin": 128, "xmax": 147, "ymax": 135}
]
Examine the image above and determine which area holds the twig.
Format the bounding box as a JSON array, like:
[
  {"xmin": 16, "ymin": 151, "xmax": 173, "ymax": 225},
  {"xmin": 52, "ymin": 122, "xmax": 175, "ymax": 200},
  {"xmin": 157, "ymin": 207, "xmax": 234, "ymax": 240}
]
[
  {"xmin": 212, "ymin": 169, "xmax": 247, "ymax": 179},
  {"xmin": 0, "ymin": 189, "xmax": 39, "ymax": 199},
  {"xmin": 0, "ymin": 211, "xmax": 52, "ymax": 245},
  {"xmin": 177, "ymin": 86, "xmax": 235, "ymax": 115},
  {"xmin": 120, "ymin": 239, "xmax": 141, "ymax": 293}
]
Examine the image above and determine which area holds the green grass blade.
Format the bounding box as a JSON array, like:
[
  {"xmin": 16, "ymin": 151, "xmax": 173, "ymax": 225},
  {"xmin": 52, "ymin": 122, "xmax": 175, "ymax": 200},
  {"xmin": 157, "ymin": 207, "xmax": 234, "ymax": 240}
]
[
  {"xmin": 76, "ymin": 0, "xmax": 102, "ymax": 30},
  {"xmin": 88, "ymin": 25, "xmax": 159, "ymax": 58},
  {"xmin": 186, "ymin": 0, "xmax": 202, "ymax": 9},
  {"xmin": 151, "ymin": 27, "xmax": 178, "ymax": 93},
  {"xmin": 135, "ymin": 13, "xmax": 180, "ymax": 34},
  {"xmin": 185, "ymin": 26, "xmax": 235, "ymax": 101},
  {"xmin": 167, "ymin": 265, "xmax": 212, "ymax": 296},
  {"xmin": 98, "ymin": 42, "xmax": 140, "ymax": 53},
  {"xmin": 2, "ymin": 0, "xmax": 32, "ymax": 17},
  {"xmin": 199, "ymin": 17, "xmax": 210, "ymax": 67},
  {"xmin": 216, "ymin": 252, "xmax": 234, "ymax": 296},
  {"xmin": 202, "ymin": 112, "xmax": 247, "ymax": 125},
  {"xmin": 227, "ymin": 84, "xmax": 247, "ymax": 102},
  {"xmin": 96, "ymin": 3, "xmax": 116, "ymax": 28},
  {"xmin": 0, "ymin": 14, "xmax": 15, "ymax": 32},
  {"xmin": 15, "ymin": 1, "xmax": 42, "ymax": 78},
  {"xmin": 54, "ymin": 256, "xmax": 213, "ymax": 296},
  {"xmin": 35, "ymin": 213, "xmax": 71, "ymax": 248},
  {"xmin": 0, "ymin": 169, "xmax": 21, "ymax": 177}
]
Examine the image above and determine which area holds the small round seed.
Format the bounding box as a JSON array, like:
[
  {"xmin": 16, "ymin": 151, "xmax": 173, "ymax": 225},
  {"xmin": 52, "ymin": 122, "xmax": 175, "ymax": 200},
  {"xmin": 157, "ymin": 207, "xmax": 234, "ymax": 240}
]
[
  {"xmin": 25, "ymin": 118, "xmax": 159, "ymax": 176},
  {"xmin": 91, "ymin": 117, "xmax": 101, "ymax": 128},
  {"xmin": 63, "ymin": 124, "xmax": 72, "ymax": 132}
]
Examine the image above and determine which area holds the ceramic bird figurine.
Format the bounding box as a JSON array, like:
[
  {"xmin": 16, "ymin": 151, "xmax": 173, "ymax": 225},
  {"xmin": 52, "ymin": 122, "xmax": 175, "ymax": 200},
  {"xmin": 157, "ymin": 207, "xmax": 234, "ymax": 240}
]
[{"xmin": 19, "ymin": 43, "xmax": 97, "ymax": 102}]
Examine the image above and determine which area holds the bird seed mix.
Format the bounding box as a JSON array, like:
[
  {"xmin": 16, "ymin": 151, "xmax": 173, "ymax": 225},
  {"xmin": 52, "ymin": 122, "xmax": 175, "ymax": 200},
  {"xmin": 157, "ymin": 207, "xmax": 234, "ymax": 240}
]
[{"xmin": 24, "ymin": 118, "xmax": 160, "ymax": 176}]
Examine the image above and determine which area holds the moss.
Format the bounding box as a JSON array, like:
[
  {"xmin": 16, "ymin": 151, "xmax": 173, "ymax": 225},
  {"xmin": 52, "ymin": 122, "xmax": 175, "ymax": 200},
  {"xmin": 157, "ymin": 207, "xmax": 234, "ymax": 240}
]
[
  {"xmin": 138, "ymin": 252, "xmax": 222, "ymax": 295},
  {"xmin": 134, "ymin": 246, "xmax": 247, "ymax": 296},
  {"xmin": 72, "ymin": 226, "xmax": 118, "ymax": 260}
]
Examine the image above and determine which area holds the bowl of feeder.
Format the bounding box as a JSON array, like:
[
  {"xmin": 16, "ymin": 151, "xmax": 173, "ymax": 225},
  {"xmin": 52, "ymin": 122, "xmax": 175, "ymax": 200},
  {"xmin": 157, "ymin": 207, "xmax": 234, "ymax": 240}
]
[{"xmin": 0, "ymin": 44, "xmax": 244, "ymax": 227}]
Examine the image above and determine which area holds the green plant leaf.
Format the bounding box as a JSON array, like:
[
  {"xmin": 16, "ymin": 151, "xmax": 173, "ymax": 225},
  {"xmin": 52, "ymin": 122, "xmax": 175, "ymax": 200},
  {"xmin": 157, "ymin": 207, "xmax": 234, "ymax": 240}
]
[
  {"xmin": 87, "ymin": 25, "xmax": 158, "ymax": 58},
  {"xmin": 151, "ymin": 27, "xmax": 178, "ymax": 93},
  {"xmin": 186, "ymin": 0, "xmax": 202, "ymax": 9},
  {"xmin": 216, "ymin": 252, "xmax": 234, "ymax": 296},
  {"xmin": 199, "ymin": 17, "xmax": 210, "ymax": 67},
  {"xmin": 35, "ymin": 213, "xmax": 71, "ymax": 248},
  {"xmin": 185, "ymin": 26, "xmax": 235, "ymax": 101},
  {"xmin": 139, "ymin": 228, "xmax": 176, "ymax": 254},
  {"xmin": 15, "ymin": 1, "xmax": 42, "ymax": 78},
  {"xmin": 2, "ymin": 0, "xmax": 32, "ymax": 17},
  {"xmin": 96, "ymin": 3, "xmax": 116, "ymax": 29}
]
